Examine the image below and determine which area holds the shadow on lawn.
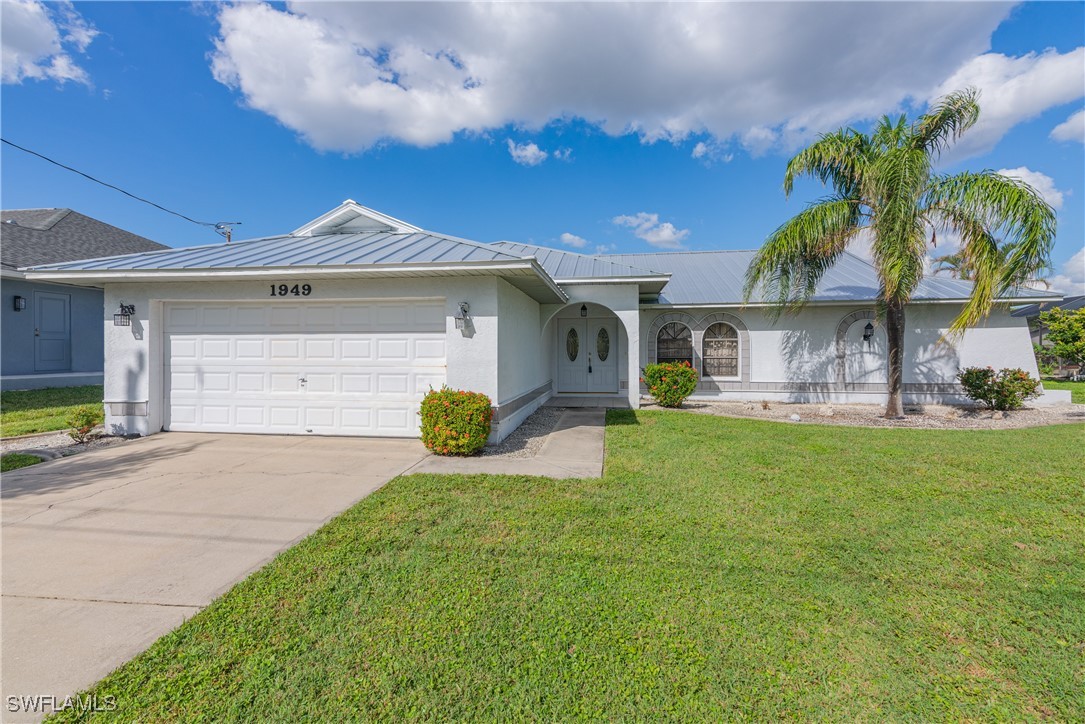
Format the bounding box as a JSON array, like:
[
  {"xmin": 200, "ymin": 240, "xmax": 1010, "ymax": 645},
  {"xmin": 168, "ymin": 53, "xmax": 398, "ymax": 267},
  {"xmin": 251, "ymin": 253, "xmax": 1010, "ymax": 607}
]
[{"xmin": 606, "ymin": 409, "xmax": 640, "ymax": 426}]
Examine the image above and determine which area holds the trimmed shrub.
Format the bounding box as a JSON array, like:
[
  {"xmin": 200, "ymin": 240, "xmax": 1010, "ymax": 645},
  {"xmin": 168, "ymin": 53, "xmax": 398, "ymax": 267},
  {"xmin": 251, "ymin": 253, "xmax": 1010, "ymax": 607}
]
[
  {"xmin": 957, "ymin": 367, "xmax": 1041, "ymax": 411},
  {"xmin": 420, "ymin": 387, "xmax": 492, "ymax": 456},
  {"xmin": 643, "ymin": 361, "xmax": 699, "ymax": 408},
  {"xmin": 67, "ymin": 404, "xmax": 104, "ymax": 444}
]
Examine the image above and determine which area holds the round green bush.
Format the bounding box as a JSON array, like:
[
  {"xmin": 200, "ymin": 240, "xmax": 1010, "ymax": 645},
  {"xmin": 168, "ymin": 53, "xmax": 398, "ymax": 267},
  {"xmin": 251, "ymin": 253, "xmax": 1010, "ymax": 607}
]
[
  {"xmin": 642, "ymin": 361, "xmax": 699, "ymax": 408},
  {"xmin": 957, "ymin": 366, "xmax": 1041, "ymax": 410},
  {"xmin": 419, "ymin": 387, "xmax": 493, "ymax": 456}
]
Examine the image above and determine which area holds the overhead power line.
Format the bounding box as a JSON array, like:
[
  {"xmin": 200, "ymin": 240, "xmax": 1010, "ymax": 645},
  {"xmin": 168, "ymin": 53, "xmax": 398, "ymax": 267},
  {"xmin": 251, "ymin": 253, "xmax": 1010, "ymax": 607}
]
[{"xmin": 1, "ymin": 137, "xmax": 240, "ymax": 240}]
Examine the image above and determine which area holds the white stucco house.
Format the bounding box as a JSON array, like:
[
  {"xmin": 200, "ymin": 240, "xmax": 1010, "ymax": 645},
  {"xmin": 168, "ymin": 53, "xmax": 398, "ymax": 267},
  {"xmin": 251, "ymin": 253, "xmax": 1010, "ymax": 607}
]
[{"xmin": 23, "ymin": 200, "xmax": 1065, "ymax": 442}]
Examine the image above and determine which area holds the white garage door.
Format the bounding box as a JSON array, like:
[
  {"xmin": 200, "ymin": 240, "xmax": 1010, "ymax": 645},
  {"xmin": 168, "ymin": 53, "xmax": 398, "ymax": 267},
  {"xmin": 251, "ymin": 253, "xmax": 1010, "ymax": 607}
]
[{"xmin": 164, "ymin": 300, "xmax": 446, "ymax": 437}]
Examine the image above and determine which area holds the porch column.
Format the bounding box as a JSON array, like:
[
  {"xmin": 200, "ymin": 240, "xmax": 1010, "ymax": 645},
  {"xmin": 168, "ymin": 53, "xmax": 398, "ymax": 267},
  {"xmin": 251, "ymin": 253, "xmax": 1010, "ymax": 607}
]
[{"xmin": 616, "ymin": 309, "xmax": 640, "ymax": 409}]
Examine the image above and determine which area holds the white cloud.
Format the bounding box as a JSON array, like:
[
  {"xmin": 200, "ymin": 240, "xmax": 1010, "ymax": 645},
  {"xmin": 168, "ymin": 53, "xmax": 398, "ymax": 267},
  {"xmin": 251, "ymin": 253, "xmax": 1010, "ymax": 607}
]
[
  {"xmin": 595, "ymin": 243, "xmax": 617, "ymax": 255},
  {"xmin": 553, "ymin": 147, "xmax": 572, "ymax": 162},
  {"xmin": 613, "ymin": 212, "xmax": 690, "ymax": 250},
  {"xmin": 209, "ymin": 2, "xmax": 1018, "ymax": 153},
  {"xmin": 931, "ymin": 48, "xmax": 1085, "ymax": 159},
  {"xmin": 559, "ymin": 232, "xmax": 588, "ymax": 249},
  {"xmin": 691, "ymin": 140, "xmax": 733, "ymax": 165},
  {"xmin": 995, "ymin": 167, "xmax": 1064, "ymax": 210},
  {"xmin": 507, "ymin": 139, "xmax": 547, "ymax": 166},
  {"xmin": 1048, "ymin": 247, "xmax": 1085, "ymax": 296},
  {"xmin": 1, "ymin": 0, "xmax": 96, "ymax": 85},
  {"xmin": 1051, "ymin": 108, "xmax": 1085, "ymax": 144}
]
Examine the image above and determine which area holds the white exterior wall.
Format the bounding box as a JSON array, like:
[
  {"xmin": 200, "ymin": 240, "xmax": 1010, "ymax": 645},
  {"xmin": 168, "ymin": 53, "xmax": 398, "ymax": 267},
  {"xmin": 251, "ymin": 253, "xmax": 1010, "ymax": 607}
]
[
  {"xmin": 541, "ymin": 283, "xmax": 641, "ymax": 409},
  {"xmin": 493, "ymin": 279, "xmax": 551, "ymax": 441},
  {"xmin": 101, "ymin": 277, "xmax": 503, "ymax": 437},
  {"xmin": 639, "ymin": 302, "xmax": 1051, "ymax": 404}
]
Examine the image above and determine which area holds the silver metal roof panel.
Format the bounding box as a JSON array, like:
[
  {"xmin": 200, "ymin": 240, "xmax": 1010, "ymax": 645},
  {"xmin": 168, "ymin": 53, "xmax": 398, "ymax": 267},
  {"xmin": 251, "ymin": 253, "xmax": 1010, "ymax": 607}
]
[
  {"xmin": 491, "ymin": 241, "xmax": 666, "ymax": 280},
  {"xmin": 601, "ymin": 250, "xmax": 1060, "ymax": 304}
]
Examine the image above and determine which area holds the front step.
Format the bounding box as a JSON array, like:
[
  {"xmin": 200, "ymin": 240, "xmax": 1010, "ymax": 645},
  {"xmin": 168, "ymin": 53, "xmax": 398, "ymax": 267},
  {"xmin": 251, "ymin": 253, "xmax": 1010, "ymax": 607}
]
[{"xmin": 546, "ymin": 396, "xmax": 630, "ymax": 409}]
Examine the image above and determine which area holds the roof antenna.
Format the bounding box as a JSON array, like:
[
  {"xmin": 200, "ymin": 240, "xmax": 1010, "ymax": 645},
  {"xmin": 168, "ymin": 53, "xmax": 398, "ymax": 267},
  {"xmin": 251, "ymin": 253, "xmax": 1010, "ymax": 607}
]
[{"xmin": 214, "ymin": 222, "xmax": 241, "ymax": 244}]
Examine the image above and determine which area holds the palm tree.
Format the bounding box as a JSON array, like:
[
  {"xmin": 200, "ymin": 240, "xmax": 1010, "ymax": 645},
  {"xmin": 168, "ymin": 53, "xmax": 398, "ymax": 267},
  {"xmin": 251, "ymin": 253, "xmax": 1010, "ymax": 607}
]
[
  {"xmin": 932, "ymin": 244, "xmax": 1050, "ymax": 288},
  {"xmin": 744, "ymin": 88, "xmax": 1056, "ymax": 418},
  {"xmin": 930, "ymin": 250, "xmax": 970, "ymax": 279}
]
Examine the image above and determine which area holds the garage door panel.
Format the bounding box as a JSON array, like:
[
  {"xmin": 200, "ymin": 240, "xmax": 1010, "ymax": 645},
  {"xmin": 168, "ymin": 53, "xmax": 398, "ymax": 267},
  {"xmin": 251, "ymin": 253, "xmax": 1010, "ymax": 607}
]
[
  {"xmin": 201, "ymin": 339, "xmax": 231, "ymax": 359},
  {"xmin": 164, "ymin": 301, "xmax": 446, "ymax": 437},
  {"xmin": 235, "ymin": 306, "xmax": 267, "ymax": 327},
  {"xmin": 269, "ymin": 306, "xmax": 302, "ymax": 327}
]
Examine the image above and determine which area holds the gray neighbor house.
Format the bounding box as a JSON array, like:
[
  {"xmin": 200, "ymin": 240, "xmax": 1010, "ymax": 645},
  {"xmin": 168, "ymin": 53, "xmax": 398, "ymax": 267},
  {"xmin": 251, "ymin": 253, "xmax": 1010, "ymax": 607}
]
[{"xmin": 1, "ymin": 209, "xmax": 168, "ymax": 391}]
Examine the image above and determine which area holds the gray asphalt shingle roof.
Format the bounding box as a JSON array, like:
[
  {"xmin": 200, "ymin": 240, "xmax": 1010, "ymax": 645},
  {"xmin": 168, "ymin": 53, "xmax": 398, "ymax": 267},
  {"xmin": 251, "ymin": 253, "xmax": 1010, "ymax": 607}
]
[{"xmin": 1, "ymin": 208, "xmax": 167, "ymax": 269}]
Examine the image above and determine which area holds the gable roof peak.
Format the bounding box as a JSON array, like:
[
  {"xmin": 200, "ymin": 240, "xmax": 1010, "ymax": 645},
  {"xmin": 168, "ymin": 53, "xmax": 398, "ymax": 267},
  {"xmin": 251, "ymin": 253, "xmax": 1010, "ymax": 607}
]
[{"xmin": 291, "ymin": 200, "xmax": 422, "ymax": 236}]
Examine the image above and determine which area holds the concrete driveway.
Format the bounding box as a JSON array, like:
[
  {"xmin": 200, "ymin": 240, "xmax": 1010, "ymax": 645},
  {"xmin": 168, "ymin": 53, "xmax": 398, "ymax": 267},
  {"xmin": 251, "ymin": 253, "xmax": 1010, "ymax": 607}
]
[{"xmin": 1, "ymin": 432, "xmax": 427, "ymax": 720}]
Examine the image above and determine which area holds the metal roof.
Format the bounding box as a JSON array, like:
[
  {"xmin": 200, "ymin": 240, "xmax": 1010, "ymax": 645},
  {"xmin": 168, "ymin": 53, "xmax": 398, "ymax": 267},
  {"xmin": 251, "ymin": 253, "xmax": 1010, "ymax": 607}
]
[
  {"xmin": 491, "ymin": 241, "xmax": 665, "ymax": 280},
  {"xmin": 28, "ymin": 230, "xmax": 529, "ymax": 271},
  {"xmin": 600, "ymin": 250, "xmax": 1061, "ymax": 305},
  {"xmin": 20, "ymin": 198, "xmax": 1059, "ymax": 308},
  {"xmin": 23, "ymin": 230, "xmax": 568, "ymax": 303},
  {"xmin": 1, "ymin": 208, "xmax": 166, "ymax": 270},
  {"xmin": 1011, "ymin": 295, "xmax": 1083, "ymax": 317}
]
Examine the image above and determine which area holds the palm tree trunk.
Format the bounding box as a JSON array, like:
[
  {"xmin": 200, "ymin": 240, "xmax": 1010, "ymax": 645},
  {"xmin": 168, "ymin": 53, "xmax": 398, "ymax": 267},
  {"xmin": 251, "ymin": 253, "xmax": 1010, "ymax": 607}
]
[{"xmin": 884, "ymin": 300, "xmax": 906, "ymax": 418}]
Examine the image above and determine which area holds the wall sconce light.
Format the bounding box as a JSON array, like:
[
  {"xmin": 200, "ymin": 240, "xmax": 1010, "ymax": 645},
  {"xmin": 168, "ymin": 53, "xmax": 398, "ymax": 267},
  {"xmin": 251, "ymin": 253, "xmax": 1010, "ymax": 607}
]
[
  {"xmin": 13, "ymin": 295, "xmax": 26, "ymax": 312},
  {"xmin": 580, "ymin": 304, "xmax": 588, "ymax": 317},
  {"xmin": 454, "ymin": 301, "xmax": 470, "ymax": 330},
  {"xmin": 862, "ymin": 321, "xmax": 875, "ymax": 343},
  {"xmin": 114, "ymin": 303, "xmax": 135, "ymax": 327}
]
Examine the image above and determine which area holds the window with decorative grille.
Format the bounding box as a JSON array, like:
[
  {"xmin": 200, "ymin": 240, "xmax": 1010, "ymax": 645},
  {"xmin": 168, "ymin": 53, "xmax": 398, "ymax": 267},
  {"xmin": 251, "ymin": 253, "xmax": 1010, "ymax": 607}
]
[
  {"xmin": 703, "ymin": 323, "xmax": 738, "ymax": 377},
  {"xmin": 656, "ymin": 322, "xmax": 692, "ymax": 365}
]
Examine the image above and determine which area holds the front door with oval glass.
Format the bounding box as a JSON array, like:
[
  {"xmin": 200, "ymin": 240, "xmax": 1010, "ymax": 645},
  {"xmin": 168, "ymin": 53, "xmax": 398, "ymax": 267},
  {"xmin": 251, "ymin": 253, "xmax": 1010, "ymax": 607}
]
[{"xmin": 557, "ymin": 319, "xmax": 618, "ymax": 393}]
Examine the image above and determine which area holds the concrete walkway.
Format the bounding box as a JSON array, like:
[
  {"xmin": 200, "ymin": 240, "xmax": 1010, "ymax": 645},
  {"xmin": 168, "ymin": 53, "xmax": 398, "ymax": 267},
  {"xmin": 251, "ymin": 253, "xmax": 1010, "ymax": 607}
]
[
  {"xmin": 410, "ymin": 408, "xmax": 606, "ymax": 478},
  {"xmin": 1, "ymin": 433, "xmax": 426, "ymax": 722}
]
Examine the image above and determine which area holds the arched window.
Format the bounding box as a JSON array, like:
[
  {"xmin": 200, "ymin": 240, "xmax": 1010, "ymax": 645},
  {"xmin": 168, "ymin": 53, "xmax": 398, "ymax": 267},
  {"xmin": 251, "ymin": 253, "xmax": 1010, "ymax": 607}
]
[
  {"xmin": 702, "ymin": 323, "xmax": 738, "ymax": 377},
  {"xmin": 656, "ymin": 322, "xmax": 692, "ymax": 365}
]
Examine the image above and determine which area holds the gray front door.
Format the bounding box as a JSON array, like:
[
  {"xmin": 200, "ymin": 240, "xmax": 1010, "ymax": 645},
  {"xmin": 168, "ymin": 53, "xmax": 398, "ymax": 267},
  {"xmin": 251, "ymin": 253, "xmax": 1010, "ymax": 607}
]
[{"xmin": 34, "ymin": 291, "xmax": 71, "ymax": 372}]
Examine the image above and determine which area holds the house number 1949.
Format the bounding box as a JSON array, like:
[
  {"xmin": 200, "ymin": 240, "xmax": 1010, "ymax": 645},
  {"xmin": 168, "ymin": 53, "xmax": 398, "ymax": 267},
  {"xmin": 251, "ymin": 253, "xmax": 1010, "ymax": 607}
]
[{"xmin": 270, "ymin": 284, "xmax": 312, "ymax": 297}]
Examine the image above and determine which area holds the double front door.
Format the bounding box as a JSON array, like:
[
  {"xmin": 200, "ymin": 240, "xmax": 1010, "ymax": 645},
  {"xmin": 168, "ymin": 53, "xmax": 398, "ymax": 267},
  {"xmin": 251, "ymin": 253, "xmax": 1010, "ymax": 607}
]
[{"xmin": 557, "ymin": 318, "xmax": 618, "ymax": 393}]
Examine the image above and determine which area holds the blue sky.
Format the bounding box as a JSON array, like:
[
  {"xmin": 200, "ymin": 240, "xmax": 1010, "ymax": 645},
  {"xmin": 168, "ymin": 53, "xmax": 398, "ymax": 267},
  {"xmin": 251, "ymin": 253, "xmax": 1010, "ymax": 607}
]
[{"xmin": 2, "ymin": 1, "xmax": 1083, "ymax": 293}]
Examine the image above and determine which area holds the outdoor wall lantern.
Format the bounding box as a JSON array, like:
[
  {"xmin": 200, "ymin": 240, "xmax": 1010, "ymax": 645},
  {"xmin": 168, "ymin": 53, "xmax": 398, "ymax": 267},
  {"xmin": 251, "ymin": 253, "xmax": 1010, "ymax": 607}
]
[
  {"xmin": 580, "ymin": 304, "xmax": 588, "ymax": 317},
  {"xmin": 453, "ymin": 301, "xmax": 471, "ymax": 330},
  {"xmin": 862, "ymin": 321, "xmax": 875, "ymax": 343},
  {"xmin": 114, "ymin": 303, "xmax": 135, "ymax": 327},
  {"xmin": 13, "ymin": 295, "xmax": 26, "ymax": 312}
]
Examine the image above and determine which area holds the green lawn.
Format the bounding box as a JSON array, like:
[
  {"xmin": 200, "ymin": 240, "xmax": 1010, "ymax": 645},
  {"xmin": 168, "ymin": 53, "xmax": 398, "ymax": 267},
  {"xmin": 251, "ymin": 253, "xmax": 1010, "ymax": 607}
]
[
  {"xmin": 0, "ymin": 385, "xmax": 103, "ymax": 437},
  {"xmin": 1, "ymin": 452, "xmax": 42, "ymax": 472},
  {"xmin": 54, "ymin": 412, "xmax": 1084, "ymax": 721},
  {"xmin": 1042, "ymin": 379, "xmax": 1085, "ymax": 404}
]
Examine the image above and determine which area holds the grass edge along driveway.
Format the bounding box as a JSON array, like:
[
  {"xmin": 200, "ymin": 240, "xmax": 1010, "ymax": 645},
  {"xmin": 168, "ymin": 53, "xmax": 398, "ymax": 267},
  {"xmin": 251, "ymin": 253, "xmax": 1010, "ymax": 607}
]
[
  {"xmin": 49, "ymin": 411, "xmax": 1084, "ymax": 721},
  {"xmin": 0, "ymin": 385, "xmax": 103, "ymax": 437}
]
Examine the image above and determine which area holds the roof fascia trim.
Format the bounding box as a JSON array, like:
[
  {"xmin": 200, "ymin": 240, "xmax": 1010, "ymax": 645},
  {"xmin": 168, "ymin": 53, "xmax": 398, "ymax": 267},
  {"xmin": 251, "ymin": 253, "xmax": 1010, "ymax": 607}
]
[{"xmin": 25, "ymin": 258, "xmax": 569, "ymax": 303}]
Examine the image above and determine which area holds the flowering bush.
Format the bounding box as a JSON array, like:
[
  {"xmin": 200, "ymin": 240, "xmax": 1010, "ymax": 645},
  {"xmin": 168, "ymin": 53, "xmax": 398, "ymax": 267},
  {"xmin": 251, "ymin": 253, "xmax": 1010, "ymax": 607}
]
[
  {"xmin": 67, "ymin": 405, "xmax": 103, "ymax": 444},
  {"xmin": 419, "ymin": 387, "xmax": 492, "ymax": 456},
  {"xmin": 642, "ymin": 361, "xmax": 699, "ymax": 408},
  {"xmin": 957, "ymin": 367, "xmax": 1041, "ymax": 411}
]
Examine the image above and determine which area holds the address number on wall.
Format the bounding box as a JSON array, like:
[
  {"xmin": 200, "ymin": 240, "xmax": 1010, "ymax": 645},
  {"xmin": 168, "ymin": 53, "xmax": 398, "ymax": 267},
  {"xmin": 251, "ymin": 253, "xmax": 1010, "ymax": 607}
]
[{"xmin": 269, "ymin": 284, "xmax": 312, "ymax": 297}]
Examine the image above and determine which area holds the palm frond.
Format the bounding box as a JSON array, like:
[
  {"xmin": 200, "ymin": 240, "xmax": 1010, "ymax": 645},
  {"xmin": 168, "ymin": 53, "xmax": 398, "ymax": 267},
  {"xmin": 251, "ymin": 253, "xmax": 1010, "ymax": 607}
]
[
  {"xmin": 926, "ymin": 173, "xmax": 1056, "ymax": 334},
  {"xmin": 743, "ymin": 196, "xmax": 864, "ymax": 314},
  {"xmin": 914, "ymin": 88, "xmax": 980, "ymax": 155},
  {"xmin": 868, "ymin": 146, "xmax": 931, "ymax": 301},
  {"xmin": 783, "ymin": 130, "xmax": 869, "ymax": 198}
]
